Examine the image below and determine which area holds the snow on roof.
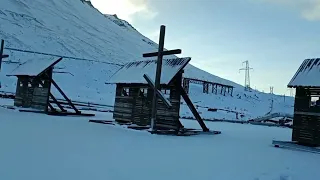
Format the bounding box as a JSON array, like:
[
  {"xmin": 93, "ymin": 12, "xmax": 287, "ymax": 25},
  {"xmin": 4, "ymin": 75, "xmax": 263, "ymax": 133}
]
[
  {"xmin": 288, "ymin": 58, "xmax": 320, "ymax": 87},
  {"xmin": 108, "ymin": 57, "xmax": 191, "ymax": 84},
  {"xmin": 7, "ymin": 57, "xmax": 62, "ymax": 77}
]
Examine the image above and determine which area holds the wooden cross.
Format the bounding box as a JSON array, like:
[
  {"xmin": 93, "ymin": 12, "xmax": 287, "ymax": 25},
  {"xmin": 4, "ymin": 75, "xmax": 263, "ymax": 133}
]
[
  {"xmin": 0, "ymin": 39, "xmax": 9, "ymax": 71},
  {"xmin": 142, "ymin": 25, "xmax": 182, "ymax": 131}
]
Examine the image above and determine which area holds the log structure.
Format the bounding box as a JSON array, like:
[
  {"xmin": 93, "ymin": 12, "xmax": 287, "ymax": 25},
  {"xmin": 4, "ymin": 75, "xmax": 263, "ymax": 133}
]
[
  {"xmin": 7, "ymin": 57, "xmax": 93, "ymax": 116},
  {"xmin": 182, "ymin": 77, "xmax": 234, "ymax": 96},
  {"xmin": 288, "ymin": 58, "xmax": 320, "ymax": 146},
  {"xmin": 108, "ymin": 57, "xmax": 210, "ymax": 133}
]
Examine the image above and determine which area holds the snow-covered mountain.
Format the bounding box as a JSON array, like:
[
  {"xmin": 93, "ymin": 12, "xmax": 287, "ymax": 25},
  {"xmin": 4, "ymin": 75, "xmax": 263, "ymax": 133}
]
[{"xmin": 0, "ymin": 0, "xmax": 294, "ymax": 120}]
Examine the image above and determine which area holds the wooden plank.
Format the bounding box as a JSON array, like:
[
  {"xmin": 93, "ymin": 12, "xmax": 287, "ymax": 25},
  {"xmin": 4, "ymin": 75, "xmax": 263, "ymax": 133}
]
[
  {"xmin": 143, "ymin": 74, "xmax": 172, "ymax": 108},
  {"xmin": 44, "ymin": 68, "xmax": 52, "ymax": 113},
  {"xmin": 143, "ymin": 49, "xmax": 182, "ymax": 57},
  {"xmin": 50, "ymin": 78, "xmax": 80, "ymax": 114},
  {"xmin": 295, "ymin": 111, "xmax": 320, "ymax": 117},
  {"xmin": 115, "ymin": 96, "xmax": 135, "ymax": 100},
  {"xmin": 179, "ymin": 85, "xmax": 209, "ymax": 132},
  {"xmin": 0, "ymin": 39, "xmax": 4, "ymax": 70},
  {"xmin": 156, "ymin": 123, "xmax": 180, "ymax": 131}
]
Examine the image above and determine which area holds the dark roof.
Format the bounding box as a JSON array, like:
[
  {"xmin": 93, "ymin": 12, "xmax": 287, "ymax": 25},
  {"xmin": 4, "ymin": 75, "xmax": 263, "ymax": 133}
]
[
  {"xmin": 108, "ymin": 57, "xmax": 191, "ymax": 84},
  {"xmin": 7, "ymin": 57, "xmax": 62, "ymax": 77},
  {"xmin": 288, "ymin": 58, "xmax": 320, "ymax": 88}
]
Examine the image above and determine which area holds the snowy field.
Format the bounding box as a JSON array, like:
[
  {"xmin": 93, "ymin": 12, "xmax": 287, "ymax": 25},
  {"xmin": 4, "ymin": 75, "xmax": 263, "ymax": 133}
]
[{"xmin": 0, "ymin": 104, "xmax": 319, "ymax": 180}]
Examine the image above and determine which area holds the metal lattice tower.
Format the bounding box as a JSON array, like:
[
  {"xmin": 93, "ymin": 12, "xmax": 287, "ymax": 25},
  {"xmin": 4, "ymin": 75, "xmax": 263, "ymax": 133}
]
[
  {"xmin": 270, "ymin": 86, "xmax": 274, "ymax": 94},
  {"xmin": 239, "ymin": 60, "xmax": 253, "ymax": 91}
]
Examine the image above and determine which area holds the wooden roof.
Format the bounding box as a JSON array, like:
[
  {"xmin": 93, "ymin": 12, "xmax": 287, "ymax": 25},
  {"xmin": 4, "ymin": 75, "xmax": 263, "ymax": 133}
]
[
  {"xmin": 108, "ymin": 57, "xmax": 191, "ymax": 85},
  {"xmin": 7, "ymin": 57, "xmax": 62, "ymax": 77},
  {"xmin": 288, "ymin": 58, "xmax": 320, "ymax": 88}
]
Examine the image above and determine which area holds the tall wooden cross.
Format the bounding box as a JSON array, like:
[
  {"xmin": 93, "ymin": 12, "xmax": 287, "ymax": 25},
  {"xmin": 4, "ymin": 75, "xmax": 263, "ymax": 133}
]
[{"xmin": 142, "ymin": 25, "xmax": 182, "ymax": 131}]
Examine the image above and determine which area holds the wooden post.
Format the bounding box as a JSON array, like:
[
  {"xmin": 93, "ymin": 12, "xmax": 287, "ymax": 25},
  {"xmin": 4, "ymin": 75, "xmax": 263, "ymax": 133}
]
[
  {"xmin": 0, "ymin": 39, "xmax": 4, "ymax": 71},
  {"xmin": 142, "ymin": 25, "xmax": 182, "ymax": 131},
  {"xmin": 144, "ymin": 74, "xmax": 172, "ymax": 108},
  {"xmin": 179, "ymin": 85, "xmax": 209, "ymax": 132},
  {"xmin": 50, "ymin": 78, "xmax": 80, "ymax": 114},
  {"xmin": 45, "ymin": 69, "xmax": 52, "ymax": 113},
  {"xmin": 150, "ymin": 25, "xmax": 166, "ymax": 130},
  {"xmin": 36, "ymin": 75, "xmax": 66, "ymax": 112}
]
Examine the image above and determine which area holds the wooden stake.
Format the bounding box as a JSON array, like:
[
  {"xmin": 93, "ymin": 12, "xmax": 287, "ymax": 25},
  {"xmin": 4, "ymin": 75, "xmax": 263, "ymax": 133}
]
[
  {"xmin": 150, "ymin": 25, "xmax": 166, "ymax": 130},
  {"xmin": 50, "ymin": 78, "xmax": 80, "ymax": 114},
  {"xmin": 0, "ymin": 39, "xmax": 4, "ymax": 71},
  {"xmin": 179, "ymin": 85, "xmax": 209, "ymax": 132}
]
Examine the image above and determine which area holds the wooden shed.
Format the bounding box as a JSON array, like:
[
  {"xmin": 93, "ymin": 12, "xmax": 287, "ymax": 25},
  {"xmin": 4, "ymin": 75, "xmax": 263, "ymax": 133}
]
[
  {"xmin": 108, "ymin": 57, "xmax": 210, "ymax": 133},
  {"xmin": 288, "ymin": 58, "xmax": 320, "ymax": 146},
  {"xmin": 7, "ymin": 57, "xmax": 91, "ymax": 116}
]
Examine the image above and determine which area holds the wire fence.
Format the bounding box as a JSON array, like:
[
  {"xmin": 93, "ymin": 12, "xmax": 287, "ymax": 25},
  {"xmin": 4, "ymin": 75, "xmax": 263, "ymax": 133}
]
[{"xmin": 4, "ymin": 47, "xmax": 124, "ymax": 67}]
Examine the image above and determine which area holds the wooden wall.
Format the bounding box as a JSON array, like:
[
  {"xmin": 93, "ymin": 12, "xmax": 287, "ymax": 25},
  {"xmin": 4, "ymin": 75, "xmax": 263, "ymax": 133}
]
[
  {"xmin": 154, "ymin": 73, "xmax": 182, "ymax": 131},
  {"xmin": 14, "ymin": 76, "xmax": 33, "ymax": 108},
  {"xmin": 113, "ymin": 85, "xmax": 135, "ymax": 123},
  {"xmin": 113, "ymin": 73, "xmax": 183, "ymax": 131},
  {"xmin": 292, "ymin": 87, "xmax": 320, "ymax": 146},
  {"xmin": 14, "ymin": 69, "xmax": 52, "ymax": 111}
]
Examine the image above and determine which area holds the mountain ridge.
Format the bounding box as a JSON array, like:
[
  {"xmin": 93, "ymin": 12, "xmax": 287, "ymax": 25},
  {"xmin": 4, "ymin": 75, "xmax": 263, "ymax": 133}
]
[{"xmin": 0, "ymin": 0, "xmax": 294, "ymax": 120}]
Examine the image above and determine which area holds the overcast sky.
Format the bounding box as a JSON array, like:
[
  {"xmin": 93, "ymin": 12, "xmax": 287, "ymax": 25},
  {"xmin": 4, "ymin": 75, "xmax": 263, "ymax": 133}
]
[{"xmin": 90, "ymin": 0, "xmax": 320, "ymax": 95}]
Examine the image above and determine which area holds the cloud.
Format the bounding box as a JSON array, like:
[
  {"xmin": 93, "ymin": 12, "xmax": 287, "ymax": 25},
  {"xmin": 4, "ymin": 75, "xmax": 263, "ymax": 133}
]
[
  {"xmin": 145, "ymin": 30, "xmax": 161, "ymax": 42},
  {"xmin": 90, "ymin": 0, "xmax": 157, "ymax": 22},
  {"xmin": 262, "ymin": 0, "xmax": 320, "ymax": 21}
]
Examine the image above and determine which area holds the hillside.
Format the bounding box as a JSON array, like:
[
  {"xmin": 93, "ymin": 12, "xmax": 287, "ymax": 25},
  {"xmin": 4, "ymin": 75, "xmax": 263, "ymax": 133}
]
[{"xmin": 0, "ymin": 0, "xmax": 294, "ymax": 120}]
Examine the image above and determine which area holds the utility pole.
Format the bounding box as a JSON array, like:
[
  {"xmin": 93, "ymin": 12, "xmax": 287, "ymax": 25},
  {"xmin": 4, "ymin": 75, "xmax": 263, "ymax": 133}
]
[
  {"xmin": 270, "ymin": 86, "xmax": 274, "ymax": 94},
  {"xmin": 0, "ymin": 39, "xmax": 9, "ymax": 89},
  {"xmin": 239, "ymin": 60, "xmax": 253, "ymax": 91}
]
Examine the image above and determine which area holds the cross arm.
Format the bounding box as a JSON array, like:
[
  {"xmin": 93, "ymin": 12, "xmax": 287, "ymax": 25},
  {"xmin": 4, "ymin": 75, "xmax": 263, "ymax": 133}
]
[{"xmin": 143, "ymin": 49, "xmax": 182, "ymax": 58}]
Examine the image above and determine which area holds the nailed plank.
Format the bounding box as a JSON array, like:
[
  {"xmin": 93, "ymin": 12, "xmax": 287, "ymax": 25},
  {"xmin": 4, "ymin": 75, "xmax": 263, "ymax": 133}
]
[{"xmin": 179, "ymin": 85, "xmax": 209, "ymax": 132}]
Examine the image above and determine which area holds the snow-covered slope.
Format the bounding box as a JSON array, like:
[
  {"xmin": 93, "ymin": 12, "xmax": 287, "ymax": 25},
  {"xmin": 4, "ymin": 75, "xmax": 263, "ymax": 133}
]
[{"xmin": 0, "ymin": 0, "xmax": 294, "ymax": 120}]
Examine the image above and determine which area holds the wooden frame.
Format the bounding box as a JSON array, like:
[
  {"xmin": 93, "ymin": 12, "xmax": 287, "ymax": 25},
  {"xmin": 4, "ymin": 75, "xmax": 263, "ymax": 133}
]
[
  {"xmin": 9, "ymin": 57, "xmax": 94, "ymax": 117},
  {"xmin": 182, "ymin": 77, "xmax": 234, "ymax": 96},
  {"xmin": 113, "ymin": 71, "xmax": 210, "ymax": 133},
  {"xmin": 290, "ymin": 87, "xmax": 320, "ymax": 146}
]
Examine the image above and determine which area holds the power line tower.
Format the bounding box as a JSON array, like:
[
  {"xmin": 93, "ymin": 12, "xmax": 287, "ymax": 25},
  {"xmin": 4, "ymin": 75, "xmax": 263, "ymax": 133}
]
[
  {"xmin": 239, "ymin": 60, "xmax": 253, "ymax": 91},
  {"xmin": 270, "ymin": 86, "xmax": 274, "ymax": 94}
]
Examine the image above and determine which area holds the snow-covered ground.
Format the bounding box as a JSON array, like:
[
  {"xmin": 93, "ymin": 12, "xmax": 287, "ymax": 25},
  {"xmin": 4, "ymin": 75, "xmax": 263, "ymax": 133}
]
[
  {"xmin": 0, "ymin": 0, "xmax": 294, "ymax": 120},
  {"xmin": 0, "ymin": 104, "xmax": 319, "ymax": 180}
]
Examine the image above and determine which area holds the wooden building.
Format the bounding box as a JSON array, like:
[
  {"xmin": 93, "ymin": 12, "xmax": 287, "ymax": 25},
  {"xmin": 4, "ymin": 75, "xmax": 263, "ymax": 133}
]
[
  {"xmin": 288, "ymin": 58, "xmax": 320, "ymax": 146},
  {"xmin": 182, "ymin": 77, "xmax": 234, "ymax": 96},
  {"xmin": 108, "ymin": 57, "xmax": 210, "ymax": 133},
  {"xmin": 7, "ymin": 57, "xmax": 91, "ymax": 116}
]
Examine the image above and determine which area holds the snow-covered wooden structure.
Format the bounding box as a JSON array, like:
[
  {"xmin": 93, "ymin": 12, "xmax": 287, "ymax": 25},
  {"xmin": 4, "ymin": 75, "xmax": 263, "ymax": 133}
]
[
  {"xmin": 108, "ymin": 57, "xmax": 211, "ymax": 133},
  {"xmin": 287, "ymin": 58, "xmax": 320, "ymax": 146},
  {"xmin": 182, "ymin": 77, "xmax": 234, "ymax": 96},
  {"xmin": 7, "ymin": 57, "xmax": 92, "ymax": 116}
]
